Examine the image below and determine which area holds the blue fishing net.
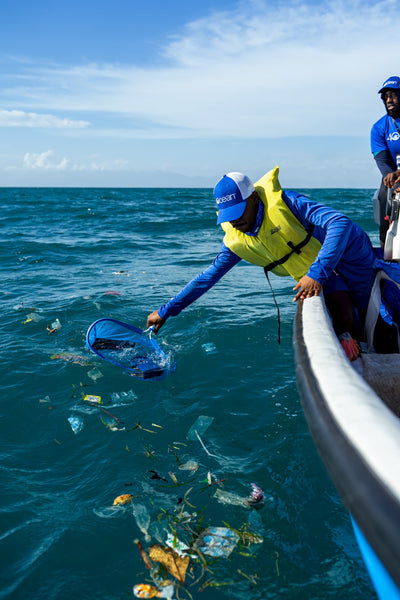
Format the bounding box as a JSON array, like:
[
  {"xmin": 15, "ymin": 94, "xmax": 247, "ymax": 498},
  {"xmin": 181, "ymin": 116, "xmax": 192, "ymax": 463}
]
[{"xmin": 86, "ymin": 318, "xmax": 176, "ymax": 380}]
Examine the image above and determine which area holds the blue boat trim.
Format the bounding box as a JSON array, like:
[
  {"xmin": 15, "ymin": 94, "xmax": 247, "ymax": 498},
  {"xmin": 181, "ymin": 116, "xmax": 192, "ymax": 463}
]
[{"xmin": 351, "ymin": 516, "xmax": 400, "ymax": 600}]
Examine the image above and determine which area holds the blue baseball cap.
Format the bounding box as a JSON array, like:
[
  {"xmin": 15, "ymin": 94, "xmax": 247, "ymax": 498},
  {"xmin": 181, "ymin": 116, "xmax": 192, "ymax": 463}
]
[
  {"xmin": 378, "ymin": 76, "xmax": 400, "ymax": 94},
  {"xmin": 214, "ymin": 172, "xmax": 255, "ymax": 225}
]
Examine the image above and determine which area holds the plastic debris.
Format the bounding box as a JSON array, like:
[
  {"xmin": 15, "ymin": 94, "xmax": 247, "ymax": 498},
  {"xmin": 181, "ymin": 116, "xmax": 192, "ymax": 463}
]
[
  {"xmin": 213, "ymin": 488, "xmax": 250, "ymax": 508},
  {"xmin": 93, "ymin": 506, "xmax": 122, "ymax": 519},
  {"xmin": 39, "ymin": 395, "xmax": 51, "ymax": 404},
  {"xmin": 51, "ymin": 318, "xmax": 62, "ymax": 330},
  {"xmin": 247, "ymin": 483, "xmax": 265, "ymax": 506},
  {"xmin": 132, "ymin": 503, "xmax": 151, "ymax": 541},
  {"xmin": 201, "ymin": 342, "xmax": 218, "ymax": 354},
  {"xmin": 133, "ymin": 584, "xmax": 159, "ymax": 598},
  {"xmin": 148, "ymin": 522, "xmax": 169, "ymax": 545},
  {"xmin": 84, "ymin": 394, "xmax": 102, "ymax": 404},
  {"xmin": 133, "ymin": 582, "xmax": 174, "ymax": 599},
  {"xmin": 68, "ymin": 415, "xmax": 84, "ymax": 434},
  {"xmin": 149, "ymin": 544, "xmax": 189, "ymax": 583},
  {"xmin": 110, "ymin": 390, "xmax": 137, "ymax": 405},
  {"xmin": 187, "ymin": 415, "xmax": 214, "ymax": 441},
  {"xmin": 165, "ymin": 532, "xmax": 190, "ymax": 557},
  {"xmin": 194, "ymin": 527, "xmax": 239, "ymax": 558},
  {"xmin": 214, "ymin": 483, "xmax": 265, "ymax": 508},
  {"xmin": 246, "ymin": 511, "xmax": 265, "ymax": 544},
  {"xmin": 24, "ymin": 312, "xmax": 43, "ymax": 324},
  {"xmin": 113, "ymin": 494, "xmax": 133, "ymax": 506},
  {"xmin": 100, "ymin": 416, "xmax": 126, "ymax": 432},
  {"xmin": 178, "ymin": 460, "xmax": 199, "ymax": 472},
  {"xmin": 51, "ymin": 352, "xmax": 92, "ymax": 366},
  {"xmin": 87, "ymin": 367, "xmax": 103, "ymax": 382}
]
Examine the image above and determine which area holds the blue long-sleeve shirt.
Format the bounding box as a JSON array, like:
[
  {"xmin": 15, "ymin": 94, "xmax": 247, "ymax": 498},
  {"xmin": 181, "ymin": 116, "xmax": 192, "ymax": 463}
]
[{"xmin": 158, "ymin": 190, "xmax": 373, "ymax": 321}]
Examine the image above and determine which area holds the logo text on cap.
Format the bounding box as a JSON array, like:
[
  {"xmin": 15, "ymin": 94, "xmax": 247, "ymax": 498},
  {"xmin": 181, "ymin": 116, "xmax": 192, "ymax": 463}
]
[{"xmin": 216, "ymin": 193, "xmax": 237, "ymax": 205}]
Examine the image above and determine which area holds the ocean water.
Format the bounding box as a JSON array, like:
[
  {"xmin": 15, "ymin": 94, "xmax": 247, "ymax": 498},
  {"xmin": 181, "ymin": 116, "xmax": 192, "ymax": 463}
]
[{"xmin": 1, "ymin": 186, "xmax": 380, "ymax": 600}]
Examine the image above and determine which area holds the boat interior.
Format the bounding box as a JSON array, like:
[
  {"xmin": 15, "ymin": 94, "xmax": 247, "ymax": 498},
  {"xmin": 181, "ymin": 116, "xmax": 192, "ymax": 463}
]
[{"xmin": 354, "ymin": 354, "xmax": 400, "ymax": 417}]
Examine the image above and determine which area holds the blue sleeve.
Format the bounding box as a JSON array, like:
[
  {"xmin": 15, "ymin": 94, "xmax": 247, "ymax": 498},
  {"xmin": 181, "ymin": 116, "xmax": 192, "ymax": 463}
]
[
  {"xmin": 158, "ymin": 243, "xmax": 241, "ymax": 320},
  {"xmin": 371, "ymin": 117, "xmax": 390, "ymax": 156},
  {"xmin": 374, "ymin": 150, "xmax": 395, "ymax": 177},
  {"xmin": 283, "ymin": 191, "xmax": 357, "ymax": 285}
]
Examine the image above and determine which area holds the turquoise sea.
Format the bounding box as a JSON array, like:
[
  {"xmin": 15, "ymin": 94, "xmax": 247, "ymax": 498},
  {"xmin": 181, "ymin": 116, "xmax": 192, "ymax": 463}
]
[{"xmin": 1, "ymin": 187, "xmax": 380, "ymax": 600}]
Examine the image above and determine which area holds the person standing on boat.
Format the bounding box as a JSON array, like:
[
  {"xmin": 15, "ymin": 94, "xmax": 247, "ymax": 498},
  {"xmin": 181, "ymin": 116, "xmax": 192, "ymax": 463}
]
[
  {"xmin": 371, "ymin": 76, "xmax": 400, "ymax": 246},
  {"xmin": 147, "ymin": 167, "xmax": 376, "ymax": 361}
]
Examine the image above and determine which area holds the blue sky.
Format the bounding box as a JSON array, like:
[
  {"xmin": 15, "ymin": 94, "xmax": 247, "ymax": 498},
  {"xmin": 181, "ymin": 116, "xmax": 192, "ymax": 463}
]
[{"xmin": 0, "ymin": 0, "xmax": 398, "ymax": 188}]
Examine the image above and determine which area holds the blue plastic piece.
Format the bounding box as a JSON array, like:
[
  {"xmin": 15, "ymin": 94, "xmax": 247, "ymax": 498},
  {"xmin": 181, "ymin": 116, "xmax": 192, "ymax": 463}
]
[
  {"xmin": 351, "ymin": 516, "xmax": 400, "ymax": 600},
  {"xmin": 86, "ymin": 318, "xmax": 176, "ymax": 380}
]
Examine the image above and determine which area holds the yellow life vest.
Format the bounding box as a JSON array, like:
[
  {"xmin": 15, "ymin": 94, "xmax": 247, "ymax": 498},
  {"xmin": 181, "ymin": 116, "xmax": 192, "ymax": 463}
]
[{"xmin": 221, "ymin": 166, "xmax": 321, "ymax": 280}]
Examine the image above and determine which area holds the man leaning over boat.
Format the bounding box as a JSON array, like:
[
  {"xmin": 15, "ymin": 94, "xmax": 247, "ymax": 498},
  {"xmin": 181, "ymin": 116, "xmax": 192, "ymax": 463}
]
[{"xmin": 147, "ymin": 167, "xmax": 380, "ymax": 362}]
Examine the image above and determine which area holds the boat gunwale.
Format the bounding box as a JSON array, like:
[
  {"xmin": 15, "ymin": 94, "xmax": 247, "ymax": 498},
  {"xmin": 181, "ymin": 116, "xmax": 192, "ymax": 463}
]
[{"xmin": 293, "ymin": 294, "xmax": 400, "ymax": 590}]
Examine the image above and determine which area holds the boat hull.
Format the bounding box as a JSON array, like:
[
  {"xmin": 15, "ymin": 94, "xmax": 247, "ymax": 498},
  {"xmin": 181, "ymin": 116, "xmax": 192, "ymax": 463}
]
[{"xmin": 293, "ymin": 294, "xmax": 400, "ymax": 596}]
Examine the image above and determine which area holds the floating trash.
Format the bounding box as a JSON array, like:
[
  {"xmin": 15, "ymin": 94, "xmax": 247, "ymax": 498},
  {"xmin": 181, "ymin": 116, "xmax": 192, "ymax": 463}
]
[
  {"xmin": 133, "ymin": 584, "xmax": 159, "ymax": 598},
  {"xmin": 201, "ymin": 342, "xmax": 218, "ymax": 354},
  {"xmin": 149, "ymin": 544, "xmax": 189, "ymax": 583},
  {"xmin": 194, "ymin": 526, "xmax": 239, "ymax": 558},
  {"xmin": 100, "ymin": 417, "xmax": 125, "ymax": 432},
  {"xmin": 133, "ymin": 582, "xmax": 174, "ymax": 599},
  {"xmin": 39, "ymin": 395, "xmax": 51, "ymax": 404},
  {"xmin": 93, "ymin": 506, "xmax": 121, "ymax": 519},
  {"xmin": 110, "ymin": 390, "xmax": 137, "ymax": 405},
  {"xmin": 24, "ymin": 312, "xmax": 43, "ymax": 324},
  {"xmin": 165, "ymin": 532, "xmax": 190, "ymax": 557},
  {"xmin": 213, "ymin": 488, "xmax": 249, "ymax": 508},
  {"xmin": 247, "ymin": 483, "xmax": 265, "ymax": 506},
  {"xmin": 246, "ymin": 511, "xmax": 265, "ymax": 544},
  {"xmin": 186, "ymin": 415, "xmax": 214, "ymax": 441},
  {"xmin": 68, "ymin": 415, "xmax": 84, "ymax": 434},
  {"xmin": 132, "ymin": 503, "xmax": 151, "ymax": 541},
  {"xmin": 51, "ymin": 352, "xmax": 92, "ymax": 366},
  {"xmin": 214, "ymin": 483, "xmax": 266, "ymax": 508},
  {"xmin": 178, "ymin": 460, "xmax": 198, "ymax": 472},
  {"xmin": 87, "ymin": 367, "xmax": 103, "ymax": 382},
  {"xmin": 84, "ymin": 394, "xmax": 102, "ymax": 404},
  {"xmin": 51, "ymin": 318, "xmax": 62, "ymax": 330},
  {"xmin": 113, "ymin": 494, "xmax": 133, "ymax": 506}
]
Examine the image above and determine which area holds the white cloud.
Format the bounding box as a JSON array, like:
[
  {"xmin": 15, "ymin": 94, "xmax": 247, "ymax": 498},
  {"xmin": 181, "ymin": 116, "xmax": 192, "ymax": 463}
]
[
  {"xmin": 1, "ymin": 0, "xmax": 398, "ymax": 140},
  {"xmin": 22, "ymin": 150, "xmax": 128, "ymax": 172},
  {"xmin": 23, "ymin": 151, "xmax": 68, "ymax": 170},
  {"xmin": 0, "ymin": 109, "xmax": 89, "ymax": 128}
]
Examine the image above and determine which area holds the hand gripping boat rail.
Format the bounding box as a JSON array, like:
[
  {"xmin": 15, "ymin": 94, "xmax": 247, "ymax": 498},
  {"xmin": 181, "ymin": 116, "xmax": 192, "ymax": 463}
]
[{"xmin": 86, "ymin": 318, "xmax": 176, "ymax": 380}]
